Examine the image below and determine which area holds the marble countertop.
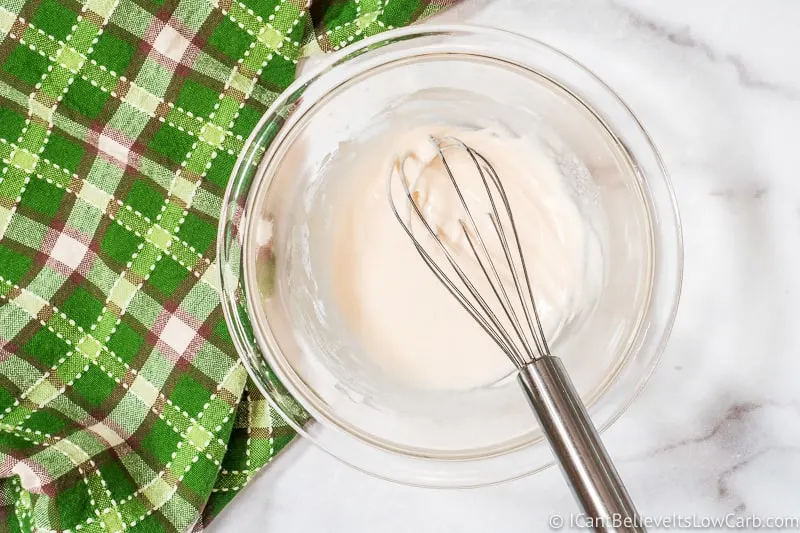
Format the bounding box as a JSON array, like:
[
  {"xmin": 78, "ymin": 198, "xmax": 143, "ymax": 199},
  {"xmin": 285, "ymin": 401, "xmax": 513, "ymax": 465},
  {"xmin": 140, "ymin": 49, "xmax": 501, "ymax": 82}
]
[{"xmin": 213, "ymin": 0, "xmax": 800, "ymax": 531}]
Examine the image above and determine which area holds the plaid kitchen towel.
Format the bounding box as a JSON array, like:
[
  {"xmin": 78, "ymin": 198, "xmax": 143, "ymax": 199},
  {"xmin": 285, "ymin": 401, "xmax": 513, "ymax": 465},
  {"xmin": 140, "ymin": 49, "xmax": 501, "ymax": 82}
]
[{"xmin": 0, "ymin": 0, "xmax": 454, "ymax": 531}]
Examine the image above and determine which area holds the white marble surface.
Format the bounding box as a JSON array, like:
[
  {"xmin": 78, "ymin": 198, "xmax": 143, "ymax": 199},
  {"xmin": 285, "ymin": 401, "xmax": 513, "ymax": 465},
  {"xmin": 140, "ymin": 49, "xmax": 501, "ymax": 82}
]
[{"xmin": 213, "ymin": 1, "xmax": 800, "ymax": 531}]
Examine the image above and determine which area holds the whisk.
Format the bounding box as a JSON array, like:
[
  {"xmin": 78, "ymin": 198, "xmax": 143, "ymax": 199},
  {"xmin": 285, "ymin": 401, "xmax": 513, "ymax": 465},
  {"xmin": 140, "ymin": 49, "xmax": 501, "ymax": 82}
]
[{"xmin": 388, "ymin": 136, "xmax": 645, "ymax": 533}]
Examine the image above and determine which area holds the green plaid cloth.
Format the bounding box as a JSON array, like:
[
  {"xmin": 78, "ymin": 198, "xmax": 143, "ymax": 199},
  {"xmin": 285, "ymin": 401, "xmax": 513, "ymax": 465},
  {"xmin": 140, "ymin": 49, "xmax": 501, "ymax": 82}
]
[{"xmin": 0, "ymin": 0, "xmax": 453, "ymax": 531}]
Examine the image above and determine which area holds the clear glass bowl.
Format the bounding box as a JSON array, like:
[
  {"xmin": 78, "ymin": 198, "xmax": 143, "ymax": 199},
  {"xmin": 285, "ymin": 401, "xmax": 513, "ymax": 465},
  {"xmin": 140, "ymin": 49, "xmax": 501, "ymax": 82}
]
[{"xmin": 218, "ymin": 25, "xmax": 683, "ymax": 487}]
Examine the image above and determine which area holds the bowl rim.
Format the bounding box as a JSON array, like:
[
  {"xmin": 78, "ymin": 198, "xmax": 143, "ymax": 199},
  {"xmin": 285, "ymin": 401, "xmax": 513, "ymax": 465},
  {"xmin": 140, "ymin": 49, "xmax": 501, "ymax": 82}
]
[{"xmin": 219, "ymin": 22, "xmax": 684, "ymax": 487}]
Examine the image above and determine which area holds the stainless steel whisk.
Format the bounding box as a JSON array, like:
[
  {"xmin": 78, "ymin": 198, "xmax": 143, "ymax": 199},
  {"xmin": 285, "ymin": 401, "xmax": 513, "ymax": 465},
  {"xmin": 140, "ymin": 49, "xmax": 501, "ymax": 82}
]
[{"xmin": 388, "ymin": 136, "xmax": 645, "ymax": 533}]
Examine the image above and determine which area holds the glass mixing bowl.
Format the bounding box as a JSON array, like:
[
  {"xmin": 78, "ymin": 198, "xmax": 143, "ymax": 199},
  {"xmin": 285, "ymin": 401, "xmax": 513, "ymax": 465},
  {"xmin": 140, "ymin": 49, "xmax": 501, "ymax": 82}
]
[{"xmin": 218, "ymin": 25, "xmax": 683, "ymax": 487}]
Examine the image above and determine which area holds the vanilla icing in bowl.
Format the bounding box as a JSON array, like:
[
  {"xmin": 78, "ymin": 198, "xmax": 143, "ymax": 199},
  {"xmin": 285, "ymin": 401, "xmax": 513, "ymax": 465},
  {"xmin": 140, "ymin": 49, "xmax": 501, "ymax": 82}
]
[
  {"xmin": 330, "ymin": 125, "xmax": 603, "ymax": 390},
  {"xmin": 228, "ymin": 25, "xmax": 682, "ymax": 487},
  {"xmin": 247, "ymin": 86, "xmax": 627, "ymax": 460}
]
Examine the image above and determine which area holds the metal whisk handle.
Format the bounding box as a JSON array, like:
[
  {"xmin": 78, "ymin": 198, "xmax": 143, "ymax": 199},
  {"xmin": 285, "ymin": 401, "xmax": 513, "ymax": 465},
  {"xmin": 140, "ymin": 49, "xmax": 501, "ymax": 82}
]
[{"xmin": 518, "ymin": 357, "xmax": 646, "ymax": 533}]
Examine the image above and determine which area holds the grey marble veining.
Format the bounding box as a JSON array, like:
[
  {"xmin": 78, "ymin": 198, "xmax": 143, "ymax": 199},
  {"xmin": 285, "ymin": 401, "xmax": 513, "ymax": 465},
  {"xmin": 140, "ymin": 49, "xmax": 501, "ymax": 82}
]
[{"xmin": 213, "ymin": 1, "xmax": 800, "ymax": 531}]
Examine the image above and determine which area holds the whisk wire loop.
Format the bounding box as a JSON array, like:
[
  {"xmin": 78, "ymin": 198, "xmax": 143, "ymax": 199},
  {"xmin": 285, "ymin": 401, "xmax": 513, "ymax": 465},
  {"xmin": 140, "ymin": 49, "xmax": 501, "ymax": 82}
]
[
  {"xmin": 387, "ymin": 158, "xmax": 520, "ymax": 361},
  {"xmin": 387, "ymin": 136, "xmax": 552, "ymax": 368},
  {"xmin": 473, "ymin": 150, "xmax": 551, "ymax": 358}
]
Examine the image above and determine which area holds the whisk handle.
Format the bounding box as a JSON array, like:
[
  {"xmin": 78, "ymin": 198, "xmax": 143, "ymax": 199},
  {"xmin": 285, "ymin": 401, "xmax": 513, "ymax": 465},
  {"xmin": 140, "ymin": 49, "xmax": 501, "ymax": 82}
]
[{"xmin": 518, "ymin": 356, "xmax": 645, "ymax": 533}]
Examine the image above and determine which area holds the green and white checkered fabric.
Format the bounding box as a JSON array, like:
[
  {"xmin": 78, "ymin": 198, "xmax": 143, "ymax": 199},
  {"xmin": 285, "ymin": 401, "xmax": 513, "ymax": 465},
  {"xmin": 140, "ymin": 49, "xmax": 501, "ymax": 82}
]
[{"xmin": 0, "ymin": 0, "xmax": 454, "ymax": 531}]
